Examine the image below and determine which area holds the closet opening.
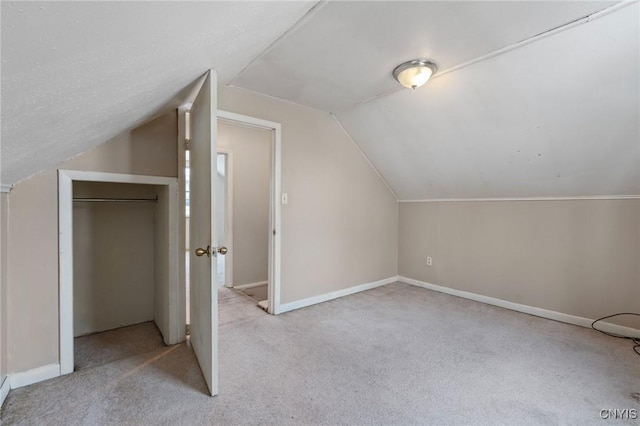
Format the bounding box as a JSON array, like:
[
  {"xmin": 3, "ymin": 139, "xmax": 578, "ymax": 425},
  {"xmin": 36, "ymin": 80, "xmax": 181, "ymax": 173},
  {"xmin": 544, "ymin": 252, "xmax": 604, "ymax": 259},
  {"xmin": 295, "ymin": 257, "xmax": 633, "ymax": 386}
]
[{"xmin": 58, "ymin": 171, "xmax": 179, "ymax": 375}]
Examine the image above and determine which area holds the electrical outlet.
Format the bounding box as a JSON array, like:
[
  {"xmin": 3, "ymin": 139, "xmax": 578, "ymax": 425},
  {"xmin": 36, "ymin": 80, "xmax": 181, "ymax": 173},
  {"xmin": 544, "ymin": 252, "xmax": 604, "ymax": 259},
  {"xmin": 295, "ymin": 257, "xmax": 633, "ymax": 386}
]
[{"xmin": 426, "ymin": 256, "xmax": 433, "ymax": 266}]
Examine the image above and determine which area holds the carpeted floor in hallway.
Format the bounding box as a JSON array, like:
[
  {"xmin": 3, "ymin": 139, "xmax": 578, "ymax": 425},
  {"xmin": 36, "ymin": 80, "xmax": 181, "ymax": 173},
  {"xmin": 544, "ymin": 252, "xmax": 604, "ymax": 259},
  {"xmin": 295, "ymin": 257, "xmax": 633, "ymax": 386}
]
[
  {"xmin": 1, "ymin": 283, "xmax": 638, "ymax": 425},
  {"xmin": 235, "ymin": 283, "xmax": 268, "ymax": 303}
]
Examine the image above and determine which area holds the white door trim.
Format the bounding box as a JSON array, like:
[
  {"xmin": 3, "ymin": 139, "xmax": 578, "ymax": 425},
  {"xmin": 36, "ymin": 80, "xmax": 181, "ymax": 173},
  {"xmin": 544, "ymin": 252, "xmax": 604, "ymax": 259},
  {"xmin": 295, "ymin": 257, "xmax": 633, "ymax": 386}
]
[
  {"xmin": 217, "ymin": 110, "xmax": 282, "ymax": 315},
  {"xmin": 58, "ymin": 170, "xmax": 179, "ymax": 375},
  {"xmin": 216, "ymin": 148, "xmax": 234, "ymax": 288}
]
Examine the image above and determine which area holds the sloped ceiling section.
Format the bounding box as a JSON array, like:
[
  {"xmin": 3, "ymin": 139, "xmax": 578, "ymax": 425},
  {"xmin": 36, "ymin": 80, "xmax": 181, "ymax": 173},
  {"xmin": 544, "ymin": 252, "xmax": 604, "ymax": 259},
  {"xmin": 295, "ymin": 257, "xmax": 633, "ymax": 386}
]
[
  {"xmin": 232, "ymin": 1, "xmax": 617, "ymax": 113},
  {"xmin": 1, "ymin": 1, "xmax": 314, "ymax": 185},
  {"xmin": 337, "ymin": 4, "xmax": 639, "ymax": 199},
  {"xmin": 233, "ymin": 1, "xmax": 639, "ymax": 200}
]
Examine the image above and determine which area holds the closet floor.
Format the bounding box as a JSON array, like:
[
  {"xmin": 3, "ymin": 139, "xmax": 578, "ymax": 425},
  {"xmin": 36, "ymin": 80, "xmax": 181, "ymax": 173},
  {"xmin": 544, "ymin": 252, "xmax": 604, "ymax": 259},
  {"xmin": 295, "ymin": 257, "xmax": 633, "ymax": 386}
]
[{"xmin": 74, "ymin": 321, "xmax": 165, "ymax": 371}]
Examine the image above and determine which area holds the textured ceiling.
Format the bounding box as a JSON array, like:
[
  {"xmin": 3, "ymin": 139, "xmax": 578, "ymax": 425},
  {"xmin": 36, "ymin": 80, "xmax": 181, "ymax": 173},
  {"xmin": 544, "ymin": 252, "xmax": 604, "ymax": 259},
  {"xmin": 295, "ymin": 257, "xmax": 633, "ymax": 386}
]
[
  {"xmin": 2, "ymin": 1, "xmax": 638, "ymax": 200},
  {"xmin": 1, "ymin": 1, "xmax": 313, "ymax": 184}
]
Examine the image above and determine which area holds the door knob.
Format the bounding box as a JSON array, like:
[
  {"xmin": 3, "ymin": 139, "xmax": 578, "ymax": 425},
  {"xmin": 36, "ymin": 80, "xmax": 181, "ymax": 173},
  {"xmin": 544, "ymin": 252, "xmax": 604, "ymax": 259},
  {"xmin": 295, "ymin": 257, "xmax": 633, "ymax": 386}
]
[
  {"xmin": 195, "ymin": 246, "xmax": 211, "ymax": 257},
  {"xmin": 217, "ymin": 246, "xmax": 228, "ymax": 255}
]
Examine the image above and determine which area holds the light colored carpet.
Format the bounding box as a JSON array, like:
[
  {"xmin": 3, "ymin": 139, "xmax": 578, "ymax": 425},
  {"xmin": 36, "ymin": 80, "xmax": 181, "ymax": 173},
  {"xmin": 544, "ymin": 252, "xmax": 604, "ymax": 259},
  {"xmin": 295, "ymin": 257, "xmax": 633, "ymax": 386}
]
[
  {"xmin": 219, "ymin": 286, "xmax": 267, "ymax": 328},
  {"xmin": 2, "ymin": 283, "xmax": 638, "ymax": 425},
  {"xmin": 74, "ymin": 321, "xmax": 165, "ymax": 371}
]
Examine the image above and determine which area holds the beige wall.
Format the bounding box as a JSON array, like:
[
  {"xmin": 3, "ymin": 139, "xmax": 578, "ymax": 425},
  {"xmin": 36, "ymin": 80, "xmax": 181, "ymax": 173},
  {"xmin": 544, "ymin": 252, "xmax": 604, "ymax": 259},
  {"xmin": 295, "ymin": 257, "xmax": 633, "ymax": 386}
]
[
  {"xmin": 7, "ymin": 86, "xmax": 399, "ymax": 375},
  {"xmin": 7, "ymin": 112, "xmax": 177, "ymax": 374},
  {"xmin": 1, "ymin": 193, "xmax": 8, "ymax": 385},
  {"xmin": 399, "ymin": 200, "xmax": 640, "ymax": 328},
  {"xmin": 219, "ymin": 87, "xmax": 399, "ymax": 303},
  {"xmin": 218, "ymin": 121, "xmax": 271, "ymax": 287},
  {"xmin": 73, "ymin": 182, "xmax": 156, "ymax": 336}
]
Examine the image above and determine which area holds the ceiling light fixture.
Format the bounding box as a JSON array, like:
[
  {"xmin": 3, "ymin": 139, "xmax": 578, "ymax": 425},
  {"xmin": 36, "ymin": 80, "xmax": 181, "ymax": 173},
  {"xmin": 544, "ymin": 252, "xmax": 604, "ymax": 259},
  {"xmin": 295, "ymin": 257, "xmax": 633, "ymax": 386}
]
[{"xmin": 393, "ymin": 59, "xmax": 437, "ymax": 90}]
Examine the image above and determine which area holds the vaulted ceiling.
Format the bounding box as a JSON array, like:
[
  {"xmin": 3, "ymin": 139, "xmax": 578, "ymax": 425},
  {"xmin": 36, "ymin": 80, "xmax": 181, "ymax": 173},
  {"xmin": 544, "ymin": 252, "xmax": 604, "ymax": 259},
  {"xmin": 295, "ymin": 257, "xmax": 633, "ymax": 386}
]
[
  {"xmin": 1, "ymin": 1, "xmax": 314, "ymax": 184},
  {"xmin": 2, "ymin": 1, "xmax": 638, "ymax": 200}
]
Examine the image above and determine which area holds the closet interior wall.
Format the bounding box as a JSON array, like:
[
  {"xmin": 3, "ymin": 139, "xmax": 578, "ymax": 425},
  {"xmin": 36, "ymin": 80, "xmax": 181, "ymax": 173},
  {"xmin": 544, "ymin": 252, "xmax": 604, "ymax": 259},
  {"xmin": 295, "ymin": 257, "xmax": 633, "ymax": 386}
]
[{"xmin": 72, "ymin": 182, "xmax": 169, "ymax": 341}]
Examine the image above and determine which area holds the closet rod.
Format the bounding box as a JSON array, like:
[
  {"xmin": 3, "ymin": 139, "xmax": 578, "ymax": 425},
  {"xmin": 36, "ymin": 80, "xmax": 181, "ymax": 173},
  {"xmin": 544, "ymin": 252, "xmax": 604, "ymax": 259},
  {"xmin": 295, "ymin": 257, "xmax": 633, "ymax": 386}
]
[{"xmin": 73, "ymin": 196, "xmax": 158, "ymax": 203}]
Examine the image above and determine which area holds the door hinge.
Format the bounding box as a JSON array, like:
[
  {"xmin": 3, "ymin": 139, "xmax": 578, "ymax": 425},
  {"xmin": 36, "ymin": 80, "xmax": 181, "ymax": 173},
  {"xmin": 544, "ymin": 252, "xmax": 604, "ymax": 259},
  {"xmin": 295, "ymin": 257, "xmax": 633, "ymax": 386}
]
[
  {"xmin": 273, "ymin": 229, "xmax": 276, "ymax": 236},
  {"xmin": 184, "ymin": 139, "xmax": 191, "ymax": 150},
  {"xmin": 185, "ymin": 324, "xmax": 190, "ymax": 336}
]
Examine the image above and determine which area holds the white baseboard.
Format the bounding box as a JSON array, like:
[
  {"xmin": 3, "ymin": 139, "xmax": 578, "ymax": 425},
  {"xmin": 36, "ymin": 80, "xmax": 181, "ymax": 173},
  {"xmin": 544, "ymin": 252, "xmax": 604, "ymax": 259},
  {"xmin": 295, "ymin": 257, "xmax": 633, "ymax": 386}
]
[
  {"xmin": 233, "ymin": 281, "xmax": 268, "ymax": 290},
  {"xmin": 0, "ymin": 376, "xmax": 9, "ymax": 407},
  {"xmin": 399, "ymin": 276, "xmax": 640, "ymax": 337},
  {"xmin": 279, "ymin": 276, "xmax": 398, "ymax": 314},
  {"xmin": 9, "ymin": 363, "xmax": 60, "ymax": 389}
]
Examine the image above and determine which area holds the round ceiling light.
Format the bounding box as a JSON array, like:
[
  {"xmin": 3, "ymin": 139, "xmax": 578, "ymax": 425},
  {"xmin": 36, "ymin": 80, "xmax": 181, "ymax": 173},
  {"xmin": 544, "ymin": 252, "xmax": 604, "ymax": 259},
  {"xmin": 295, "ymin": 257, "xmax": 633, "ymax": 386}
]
[{"xmin": 393, "ymin": 59, "xmax": 438, "ymax": 90}]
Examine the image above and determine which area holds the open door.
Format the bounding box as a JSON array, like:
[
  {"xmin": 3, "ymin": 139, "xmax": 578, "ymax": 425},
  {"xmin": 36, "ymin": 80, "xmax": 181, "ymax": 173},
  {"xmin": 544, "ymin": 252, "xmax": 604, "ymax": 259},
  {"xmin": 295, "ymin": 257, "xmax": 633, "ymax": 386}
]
[{"xmin": 189, "ymin": 70, "xmax": 220, "ymax": 396}]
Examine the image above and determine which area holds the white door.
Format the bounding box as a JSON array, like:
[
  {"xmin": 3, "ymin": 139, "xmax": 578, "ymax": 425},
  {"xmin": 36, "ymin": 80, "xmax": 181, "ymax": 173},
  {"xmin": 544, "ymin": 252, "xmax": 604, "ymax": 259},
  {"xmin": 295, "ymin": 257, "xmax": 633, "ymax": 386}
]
[{"xmin": 189, "ymin": 70, "xmax": 220, "ymax": 396}]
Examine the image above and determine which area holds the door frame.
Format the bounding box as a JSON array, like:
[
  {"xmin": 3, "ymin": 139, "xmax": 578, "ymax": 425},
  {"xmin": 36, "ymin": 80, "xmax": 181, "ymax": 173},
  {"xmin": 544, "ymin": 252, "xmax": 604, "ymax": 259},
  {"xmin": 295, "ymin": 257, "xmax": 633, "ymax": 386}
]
[
  {"xmin": 58, "ymin": 170, "xmax": 179, "ymax": 375},
  {"xmin": 216, "ymin": 110, "xmax": 282, "ymax": 315},
  {"xmin": 215, "ymin": 148, "xmax": 234, "ymax": 288}
]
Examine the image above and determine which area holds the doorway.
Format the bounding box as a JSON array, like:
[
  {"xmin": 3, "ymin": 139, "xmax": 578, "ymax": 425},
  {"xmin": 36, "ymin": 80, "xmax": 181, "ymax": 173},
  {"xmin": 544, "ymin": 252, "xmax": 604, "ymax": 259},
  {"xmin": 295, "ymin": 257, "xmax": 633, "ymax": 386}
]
[
  {"xmin": 72, "ymin": 181, "xmax": 165, "ymax": 370},
  {"xmin": 182, "ymin": 111, "xmax": 282, "ymax": 322},
  {"xmin": 58, "ymin": 171, "xmax": 179, "ymax": 375},
  {"xmin": 217, "ymin": 121, "xmax": 272, "ymax": 310},
  {"xmin": 216, "ymin": 111, "xmax": 282, "ymax": 315}
]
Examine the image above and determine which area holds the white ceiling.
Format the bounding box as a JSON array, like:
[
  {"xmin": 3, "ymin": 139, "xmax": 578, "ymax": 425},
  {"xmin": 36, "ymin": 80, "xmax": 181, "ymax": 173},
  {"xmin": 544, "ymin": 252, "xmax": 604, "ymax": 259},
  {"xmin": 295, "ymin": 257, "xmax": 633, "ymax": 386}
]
[
  {"xmin": 232, "ymin": 1, "xmax": 617, "ymax": 113},
  {"xmin": 2, "ymin": 1, "xmax": 638, "ymax": 200},
  {"xmin": 234, "ymin": 0, "xmax": 638, "ymax": 199},
  {"xmin": 1, "ymin": 1, "xmax": 313, "ymax": 184},
  {"xmin": 337, "ymin": 2, "xmax": 639, "ymax": 199}
]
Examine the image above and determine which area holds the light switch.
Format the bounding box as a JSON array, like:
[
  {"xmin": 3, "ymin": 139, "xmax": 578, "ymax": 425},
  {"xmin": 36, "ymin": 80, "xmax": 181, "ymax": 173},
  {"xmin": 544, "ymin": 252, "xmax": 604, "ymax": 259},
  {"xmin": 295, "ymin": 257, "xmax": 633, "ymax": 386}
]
[{"xmin": 281, "ymin": 193, "xmax": 288, "ymax": 205}]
